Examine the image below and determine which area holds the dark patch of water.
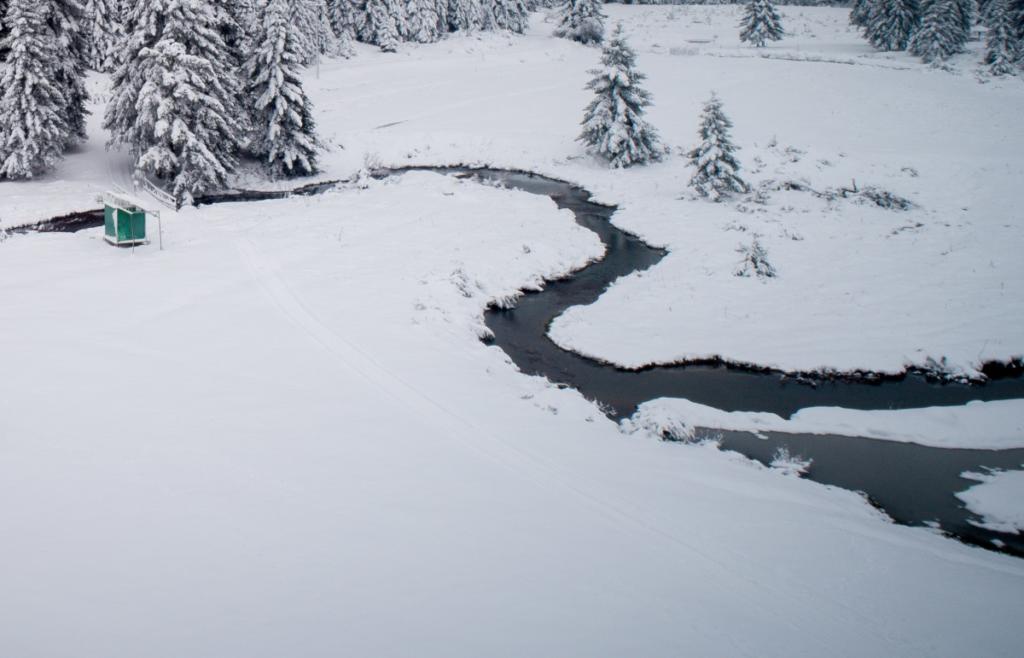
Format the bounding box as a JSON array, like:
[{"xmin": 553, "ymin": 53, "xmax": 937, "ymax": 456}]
[{"xmin": 710, "ymin": 430, "xmax": 1024, "ymax": 558}]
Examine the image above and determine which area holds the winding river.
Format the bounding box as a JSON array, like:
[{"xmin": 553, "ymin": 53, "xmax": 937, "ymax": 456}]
[{"xmin": 25, "ymin": 166, "xmax": 1024, "ymax": 557}]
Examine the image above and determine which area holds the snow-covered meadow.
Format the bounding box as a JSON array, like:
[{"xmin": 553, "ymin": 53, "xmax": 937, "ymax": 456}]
[{"xmin": 3, "ymin": 5, "xmax": 1024, "ymax": 655}]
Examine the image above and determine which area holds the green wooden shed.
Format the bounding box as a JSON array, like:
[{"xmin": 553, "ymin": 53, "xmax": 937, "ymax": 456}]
[{"xmin": 103, "ymin": 192, "xmax": 148, "ymax": 246}]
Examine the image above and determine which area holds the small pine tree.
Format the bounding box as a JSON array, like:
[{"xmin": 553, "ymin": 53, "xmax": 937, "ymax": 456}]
[
  {"xmin": 554, "ymin": 0, "xmax": 605, "ymax": 45},
  {"xmin": 740, "ymin": 0, "xmax": 784, "ymax": 47},
  {"xmin": 0, "ymin": 0, "xmax": 70, "ymax": 178},
  {"xmin": 984, "ymin": 0, "xmax": 1021, "ymax": 73},
  {"xmin": 864, "ymin": 0, "xmax": 921, "ymax": 51},
  {"xmin": 578, "ymin": 24, "xmax": 662, "ymax": 168},
  {"xmin": 909, "ymin": 0, "xmax": 970, "ymax": 62},
  {"xmin": 364, "ymin": 0, "xmax": 403, "ymax": 51},
  {"xmin": 688, "ymin": 93, "xmax": 747, "ymax": 202},
  {"xmin": 246, "ymin": 0, "xmax": 321, "ymax": 177},
  {"xmin": 84, "ymin": 0, "xmax": 123, "ymax": 72}
]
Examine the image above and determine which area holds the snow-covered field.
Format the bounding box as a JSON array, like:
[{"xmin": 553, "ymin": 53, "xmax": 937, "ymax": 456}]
[
  {"xmin": 4, "ymin": 168, "xmax": 1024, "ymax": 657},
  {"xmin": 3, "ymin": 6, "xmax": 1024, "ymax": 656}
]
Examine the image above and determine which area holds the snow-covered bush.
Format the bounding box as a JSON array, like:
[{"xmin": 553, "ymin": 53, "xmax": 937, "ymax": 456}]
[
  {"xmin": 735, "ymin": 238, "xmax": 776, "ymax": 279},
  {"xmin": 769, "ymin": 446, "xmax": 812, "ymax": 477},
  {"xmin": 554, "ymin": 0, "xmax": 606, "ymax": 45},
  {"xmin": 688, "ymin": 93, "xmax": 746, "ymax": 201},
  {"xmin": 578, "ymin": 23, "xmax": 663, "ymax": 168},
  {"xmin": 245, "ymin": 0, "xmax": 322, "ymax": 177},
  {"xmin": 739, "ymin": 0, "xmax": 784, "ymax": 47},
  {"xmin": 0, "ymin": 0, "xmax": 70, "ymax": 179}
]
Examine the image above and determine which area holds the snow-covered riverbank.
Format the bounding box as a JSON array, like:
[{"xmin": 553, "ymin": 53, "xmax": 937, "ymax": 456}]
[
  {"xmin": 3, "ymin": 7, "xmax": 1024, "ymax": 654},
  {"xmin": 4, "ymin": 171, "xmax": 1024, "ymax": 657}
]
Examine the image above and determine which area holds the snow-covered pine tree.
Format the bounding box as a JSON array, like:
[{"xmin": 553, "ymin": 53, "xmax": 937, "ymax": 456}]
[
  {"xmin": 447, "ymin": 0, "xmax": 484, "ymax": 31},
  {"xmin": 245, "ymin": 0, "xmax": 321, "ymax": 177},
  {"xmin": 0, "ymin": 0, "xmax": 70, "ymax": 178},
  {"xmin": 850, "ymin": 0, "xmax": 873, "ymax": 28},
  {"xmin": 84, "ymin": 0, "xmax": 123, "ymax": 72},
  {"xmin": 294, "ymin": 0, "xmax": 339, "ymax": 64},
  {"xmin": 105, "ymin": 0, "xmax": 246, "ymax": 206},
  {"xmin": 908, "ymin": 0, "xmax": 969, "ymax": 62},
  {"xmin": 328, "ymin": 0, "xmax": 364, "ymax": 52},
  {"xmin": 864, "ymin": 0, "xmax": 921, "ymax": 50},
  {"xmin": 47, "ymin": 1, "xmax": 90, "ymax": 147},
  {"xmin": 984, "ymin": 0, "xmax": 1020, "ymax": 73},
  {"xmin": 433, "ymin": 0, "xmax": 449, "ymax": 34},
  {"xmin": 363, "ymin": 0, "xmax": 403, "ymax": 51},
  {"xmin": 688, "ymin": 93, "xmax": 747, "ymax": 202},
  {"xmin": 578, "ymin": 23, "xmax": 662, "ymax": 168},
  {"xmin": 739, "ymin": 0, "xmax": 784, "ymax": 47},
  {"xmin": 0, "ymin": 0, "xmax": 10, "ymax": 60},
  {"xmin": 554, "ymin": 0, "xmax": 605, "ymax": 45},
  {"xmin": 488, "ymin": 0, "xmax": 529, "ymax": 33},
  {"xmin": 212, "ymin": 0, "xmax": 254, "ymax": 69},
  {"xmin": 404, "ymin": 0, "xmax": 441, "ymax": 42}
]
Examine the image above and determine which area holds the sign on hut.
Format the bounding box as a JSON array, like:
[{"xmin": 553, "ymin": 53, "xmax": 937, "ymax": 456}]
[{"xmin": 102, "ymin": 192, "xmax": 148, "ymax": 247}]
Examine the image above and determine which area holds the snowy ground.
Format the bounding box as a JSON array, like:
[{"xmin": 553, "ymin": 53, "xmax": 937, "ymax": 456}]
[
  {"xmin": 3, "ymin": 170, "xmax": 1024, "ymax": 657},
  {"xmin": 958, "ymin": 468, "xmax": 1024, "ymax": 534},
  {"xmin": 3, "ymin": 7, "xmax": 1024, "ymax": 655}
]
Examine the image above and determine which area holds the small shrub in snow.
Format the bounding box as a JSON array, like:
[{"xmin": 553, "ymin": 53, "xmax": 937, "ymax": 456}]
[
  {"xmin": 858, "ymin": 186, "xmax": 914, "ymax": 210},
  {"xmin": 735, "ymin": 238, "xmax": 776, "ymax": 280},
  {"xmin": 739, "ymin": 0, "xmax": 784, "ymax": 48},
  {"xmin": 578, "ymin": 24, "xmax": 663, "ymax": 168},
  {"xmin": 688, "ymin": 93, "xmax": 747, "ymax": 201},
  {"xmin": 554, "ymin": 0, "xmax": 605, "ymax": 45},
  {"xmin": 770, "ymin": 446, "xmax": 812, "ymax": 477}
]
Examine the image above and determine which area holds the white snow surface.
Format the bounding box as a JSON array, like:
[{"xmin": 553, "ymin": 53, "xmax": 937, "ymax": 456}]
[
  {"xmin": 958, "ymin": 469, "xmax": 1024, "ymax": 534},
  {"xmin": 629, "ymin": 397, "xmax": 1024, "ymax": 449},
  {"xmin": 4, "ymin": 168, "xmax": 1024, "ymax": 658},
  {"xmin": 3, "ymin": 7, "xmax": 1024, "ymax": 656}
]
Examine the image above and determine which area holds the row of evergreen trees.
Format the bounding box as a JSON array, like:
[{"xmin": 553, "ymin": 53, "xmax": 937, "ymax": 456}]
[
  {"xmin": 852, "ymin": 0, "xmax": 1024, "ymax": 73},
  {"xmin": 0, "ymin": 0, "xmax": 538, "ymax": 201}
]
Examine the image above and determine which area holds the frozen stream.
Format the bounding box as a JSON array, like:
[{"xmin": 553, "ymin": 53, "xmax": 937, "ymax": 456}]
[{"xmin": 25, "ymin": 166, "xmax": 1024, "ymax": 557}]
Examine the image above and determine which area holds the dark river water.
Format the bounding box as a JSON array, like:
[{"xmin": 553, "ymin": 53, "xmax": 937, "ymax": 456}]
[{"xmin": 27, "ymin": 167, "xmax": 1024, "ymax": 556}]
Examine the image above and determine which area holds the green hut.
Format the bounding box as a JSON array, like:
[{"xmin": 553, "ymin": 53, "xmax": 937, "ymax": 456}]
[{"xmin": 103, "ymin": 192, "xmax": 148, "ymax": 246}]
